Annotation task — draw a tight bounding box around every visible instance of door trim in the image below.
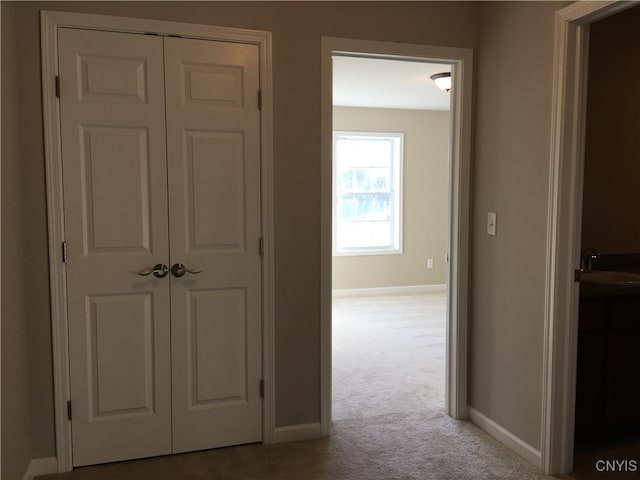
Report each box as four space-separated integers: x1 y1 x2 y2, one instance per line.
541 1 636 475
40 10 274 472
320 37 473 435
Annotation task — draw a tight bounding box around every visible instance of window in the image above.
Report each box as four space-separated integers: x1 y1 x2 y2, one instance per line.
333 132 403 255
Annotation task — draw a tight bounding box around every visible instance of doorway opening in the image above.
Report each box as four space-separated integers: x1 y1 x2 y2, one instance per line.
572 4 640 476
542 1 639 475
330 56 451 423
320 37 474 435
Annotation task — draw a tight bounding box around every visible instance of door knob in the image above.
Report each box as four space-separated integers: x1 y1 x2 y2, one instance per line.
136 263 169 278
171 263 202 278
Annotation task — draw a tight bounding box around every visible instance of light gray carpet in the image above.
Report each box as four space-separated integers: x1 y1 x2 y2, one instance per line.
41 293 625 479
41 410 555 479
332 293 446 420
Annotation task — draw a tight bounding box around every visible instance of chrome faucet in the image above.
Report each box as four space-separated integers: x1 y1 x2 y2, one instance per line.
580 247 600 273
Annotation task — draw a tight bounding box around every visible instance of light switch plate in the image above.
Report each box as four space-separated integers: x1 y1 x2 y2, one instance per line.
487 212 497 236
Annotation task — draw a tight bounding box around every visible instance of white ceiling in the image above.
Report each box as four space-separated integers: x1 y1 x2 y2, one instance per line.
332 56 451 111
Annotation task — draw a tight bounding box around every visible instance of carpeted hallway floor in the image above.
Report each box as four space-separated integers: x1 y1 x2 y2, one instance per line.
41 409 555 479
39 293 635 479
332 293 446 421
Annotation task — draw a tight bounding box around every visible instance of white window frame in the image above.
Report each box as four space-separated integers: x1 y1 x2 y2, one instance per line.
332 131 404 256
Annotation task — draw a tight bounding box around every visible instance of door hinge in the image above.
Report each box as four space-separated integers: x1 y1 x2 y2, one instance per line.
259 237 264 257
55 76 60 98
62 241 68 263
258 90 262 111
445 253 449 263
259 379 264 398
67 400 72 421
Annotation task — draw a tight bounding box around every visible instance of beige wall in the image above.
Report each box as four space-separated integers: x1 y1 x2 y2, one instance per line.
332 107 449 290
470 1 564 450
1 2 35 478
581 5 640 254
5 1 480 461
4 0 584 468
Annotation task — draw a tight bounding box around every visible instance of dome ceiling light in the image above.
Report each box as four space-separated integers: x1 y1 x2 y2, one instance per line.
430 72 451 92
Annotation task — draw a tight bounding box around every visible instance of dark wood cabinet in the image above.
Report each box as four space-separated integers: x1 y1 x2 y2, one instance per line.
575 292 640 443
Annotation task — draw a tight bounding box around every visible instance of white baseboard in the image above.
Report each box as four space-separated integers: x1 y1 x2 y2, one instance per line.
23 457 58 480
332 284 446 298
468 407 541 468
273 422 322 444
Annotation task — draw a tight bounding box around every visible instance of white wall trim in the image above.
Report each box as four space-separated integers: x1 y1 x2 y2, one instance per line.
22 457 59 480
272 423 323 444
332 284 446 298
40 10 274 471
469 408 541 469
541 1 636 475
321 37 473 437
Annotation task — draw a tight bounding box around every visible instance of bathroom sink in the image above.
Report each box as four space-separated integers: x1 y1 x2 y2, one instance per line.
578 270 640 286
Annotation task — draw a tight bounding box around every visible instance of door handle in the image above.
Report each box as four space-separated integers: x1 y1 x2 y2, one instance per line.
171 263 202 278
137 263 169 278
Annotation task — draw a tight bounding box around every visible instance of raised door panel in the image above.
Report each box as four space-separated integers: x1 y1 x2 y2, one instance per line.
183 63 244 108
81 126 153 253
58 28 171 466
164 36 262 453
78 56 147 103
88 293 156 417
185 130 246 250
188 289 248 407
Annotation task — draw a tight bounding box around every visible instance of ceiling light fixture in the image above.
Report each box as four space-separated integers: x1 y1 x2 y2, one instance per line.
430 72 451 92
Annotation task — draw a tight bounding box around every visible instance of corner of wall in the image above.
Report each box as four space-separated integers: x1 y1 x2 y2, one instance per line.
21 458 59 480
468 407 542 469
2 2 36 479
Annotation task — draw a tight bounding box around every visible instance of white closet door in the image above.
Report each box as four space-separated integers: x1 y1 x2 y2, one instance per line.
163 37 263 453
58 28 172 466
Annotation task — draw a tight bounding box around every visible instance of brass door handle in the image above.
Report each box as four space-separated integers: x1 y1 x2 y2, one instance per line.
171 263 201 278
136 263 169 278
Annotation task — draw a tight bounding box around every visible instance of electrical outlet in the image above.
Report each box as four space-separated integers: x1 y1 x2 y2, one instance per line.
427 259 433 269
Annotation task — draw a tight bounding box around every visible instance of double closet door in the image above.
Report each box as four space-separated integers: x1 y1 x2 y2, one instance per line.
58 28 263 467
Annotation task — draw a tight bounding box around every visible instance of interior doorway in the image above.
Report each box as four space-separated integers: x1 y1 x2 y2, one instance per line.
57 28 263 466
572 4 640 476
320 37 474 435
41 11 275 472
330 56 452 422
542 1 639 475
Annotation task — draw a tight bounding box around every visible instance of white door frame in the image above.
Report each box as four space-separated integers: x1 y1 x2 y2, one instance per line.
40 10 274 472
540 1 636 475
320 37 473 433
